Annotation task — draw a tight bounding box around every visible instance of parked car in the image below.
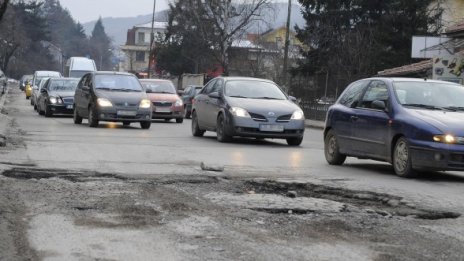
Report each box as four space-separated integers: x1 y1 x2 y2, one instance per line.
73 72 152 129
19 75 33 91
139 79 184 123
324 77 464 178
31 78 50 109
36 78 80 117
30 70 62 102
191 77 305 145
181 85 203 119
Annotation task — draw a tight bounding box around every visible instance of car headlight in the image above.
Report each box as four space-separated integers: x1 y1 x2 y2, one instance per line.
230 107 251 118
291 110 305 120
139 99 151 109
97 98 113 107
433 134 459 144
49 97 57 104
174 99 183 107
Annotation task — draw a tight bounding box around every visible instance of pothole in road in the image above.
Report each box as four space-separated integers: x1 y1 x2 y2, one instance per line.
237 180 461 220
2 168 127 182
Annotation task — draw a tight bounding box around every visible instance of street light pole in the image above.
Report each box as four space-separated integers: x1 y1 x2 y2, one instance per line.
282 0 292 91
148 0 157 78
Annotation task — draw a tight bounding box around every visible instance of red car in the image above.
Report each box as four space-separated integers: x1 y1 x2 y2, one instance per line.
139 79 184 123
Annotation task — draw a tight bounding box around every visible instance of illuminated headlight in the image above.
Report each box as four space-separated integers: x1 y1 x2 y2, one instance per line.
97 98 113 107
49 97 57 104
230 107 250 118
139 99 151 109
291 110 305 120
433 134 460 144
174 99 183 107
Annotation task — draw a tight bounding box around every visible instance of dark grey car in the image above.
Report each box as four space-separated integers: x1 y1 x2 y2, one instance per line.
191 77 305 145
181 85 203 118
73 72 152 129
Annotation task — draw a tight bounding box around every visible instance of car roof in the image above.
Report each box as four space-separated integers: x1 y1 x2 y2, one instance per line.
217 76 277 84
139 79 171 82
48 77 79 81
93 71 134 76
363 77 462 85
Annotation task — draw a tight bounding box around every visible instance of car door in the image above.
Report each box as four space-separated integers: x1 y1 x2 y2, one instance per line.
194 79 216 128
75 74 91 116
37 79 50 112
351 80 391 159
331 80 368 155
205 79 224 128
182 86 191 104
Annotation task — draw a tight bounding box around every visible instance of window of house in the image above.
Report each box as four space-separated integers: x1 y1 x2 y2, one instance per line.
138 32 145 44
136 51 145 62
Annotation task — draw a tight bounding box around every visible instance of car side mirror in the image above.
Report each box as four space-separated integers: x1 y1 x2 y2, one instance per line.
177 90 184 95
145 88 152 93
372 100 386 111
289 96 297 102
208 92 220 99
40 88 47 94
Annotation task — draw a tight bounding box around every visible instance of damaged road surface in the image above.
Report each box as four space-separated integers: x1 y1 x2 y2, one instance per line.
2 87 464 260
1 168 464 261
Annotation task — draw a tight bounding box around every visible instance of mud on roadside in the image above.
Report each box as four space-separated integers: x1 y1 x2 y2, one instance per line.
0 167 463 260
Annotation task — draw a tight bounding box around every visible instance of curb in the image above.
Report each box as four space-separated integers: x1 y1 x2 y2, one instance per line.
0 84 10 146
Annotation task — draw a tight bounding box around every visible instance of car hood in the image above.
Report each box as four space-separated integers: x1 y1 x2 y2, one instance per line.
147 93 179 102
411 109 464 134
227 97 301 116
95 90 147 103
49 91 75 98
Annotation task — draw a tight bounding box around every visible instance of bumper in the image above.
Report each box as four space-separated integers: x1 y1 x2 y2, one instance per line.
48 104 74 114
97 108 152 122
225 113 305 139
410 140 464 171
152 106 184 119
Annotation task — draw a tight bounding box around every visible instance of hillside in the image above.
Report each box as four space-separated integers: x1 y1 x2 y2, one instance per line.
83 3 305 46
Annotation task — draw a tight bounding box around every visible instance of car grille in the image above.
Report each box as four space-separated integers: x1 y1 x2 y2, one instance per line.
153 102 172 107
114 103 138 108
249 112 267 122
62 98 74 104
276 114 292 122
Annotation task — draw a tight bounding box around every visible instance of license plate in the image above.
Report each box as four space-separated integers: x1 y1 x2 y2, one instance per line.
66 105 73 109
156 107 171 113
259 124 284 132
117 110 137 116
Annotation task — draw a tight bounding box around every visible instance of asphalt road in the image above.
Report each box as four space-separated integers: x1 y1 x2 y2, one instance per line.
1 86 464 260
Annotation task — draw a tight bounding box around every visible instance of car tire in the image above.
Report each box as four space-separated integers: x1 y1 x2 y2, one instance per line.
123 121 131 126
88 104 99 128
324 129 346 165
164 118 171 122
30 98 34 105
287 136 303 146
176 118 183 123
34 104 37 111
184 106 191 119
393 137 416 178
44 105 53 117
26 96 29 100
191 111 205 137
140 121 151 129
38 108 45 116
73 107 82 124
216 113 231 142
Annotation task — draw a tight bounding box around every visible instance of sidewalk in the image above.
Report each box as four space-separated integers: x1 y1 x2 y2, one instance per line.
305 119 325 129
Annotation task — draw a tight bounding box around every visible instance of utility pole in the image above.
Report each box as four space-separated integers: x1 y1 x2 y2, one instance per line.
148 0 157 78
282 0 291 91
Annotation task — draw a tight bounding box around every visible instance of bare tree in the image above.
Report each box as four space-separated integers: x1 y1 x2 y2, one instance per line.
0 0 9 22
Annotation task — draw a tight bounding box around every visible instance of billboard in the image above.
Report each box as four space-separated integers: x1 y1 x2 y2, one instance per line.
411 36 452 59
432 55 464 84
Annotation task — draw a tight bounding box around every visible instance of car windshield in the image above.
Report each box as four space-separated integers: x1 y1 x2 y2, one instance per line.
224 80 287 100
140 81 176 94
393 81 464 110
49 79 79 91
94 75 142 92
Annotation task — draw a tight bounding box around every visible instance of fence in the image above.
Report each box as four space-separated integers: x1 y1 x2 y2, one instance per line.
300 101 332 121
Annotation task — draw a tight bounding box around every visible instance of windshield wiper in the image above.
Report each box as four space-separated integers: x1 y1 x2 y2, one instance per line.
254 97 281 100
96 87 112 91
113 88 140 92
154 91 174 94
229 95 248 98
442 106 464 111
402 104 447 111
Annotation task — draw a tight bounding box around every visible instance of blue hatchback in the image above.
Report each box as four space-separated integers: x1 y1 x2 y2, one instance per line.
324 77 464 178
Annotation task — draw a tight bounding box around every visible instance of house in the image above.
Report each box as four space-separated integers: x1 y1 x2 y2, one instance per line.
120 21 167 75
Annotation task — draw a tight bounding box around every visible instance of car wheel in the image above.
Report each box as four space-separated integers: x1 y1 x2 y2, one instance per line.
191 111 205 137
216 113 231 142
176 118 183 123
33 104 37 111
184 106 191 119
73 107 82 124
44 105 53 117
324 130 346 165
26 96 29 100
38 108 45 115
140 121 151 129
88 104 99 127
164 118 171 122
30 98 34 105
287 136 303 146
123 121 131 126
393 137 416 178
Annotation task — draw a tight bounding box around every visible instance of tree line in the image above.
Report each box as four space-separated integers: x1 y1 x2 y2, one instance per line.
0 0 112 79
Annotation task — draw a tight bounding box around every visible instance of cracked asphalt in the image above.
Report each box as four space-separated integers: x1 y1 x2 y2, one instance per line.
1 86 464 260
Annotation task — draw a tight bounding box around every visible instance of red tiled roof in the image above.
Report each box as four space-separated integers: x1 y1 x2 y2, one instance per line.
377 59 432 76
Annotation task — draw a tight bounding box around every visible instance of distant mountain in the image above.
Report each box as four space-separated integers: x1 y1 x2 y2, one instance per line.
83 3 305 46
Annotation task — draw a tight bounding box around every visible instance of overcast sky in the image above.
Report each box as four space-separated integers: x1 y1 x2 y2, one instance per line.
59 0 171 23
59 0 291 23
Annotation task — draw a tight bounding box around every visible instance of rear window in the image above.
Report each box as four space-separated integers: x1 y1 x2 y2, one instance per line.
140 81 176 94
94 75 143 92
